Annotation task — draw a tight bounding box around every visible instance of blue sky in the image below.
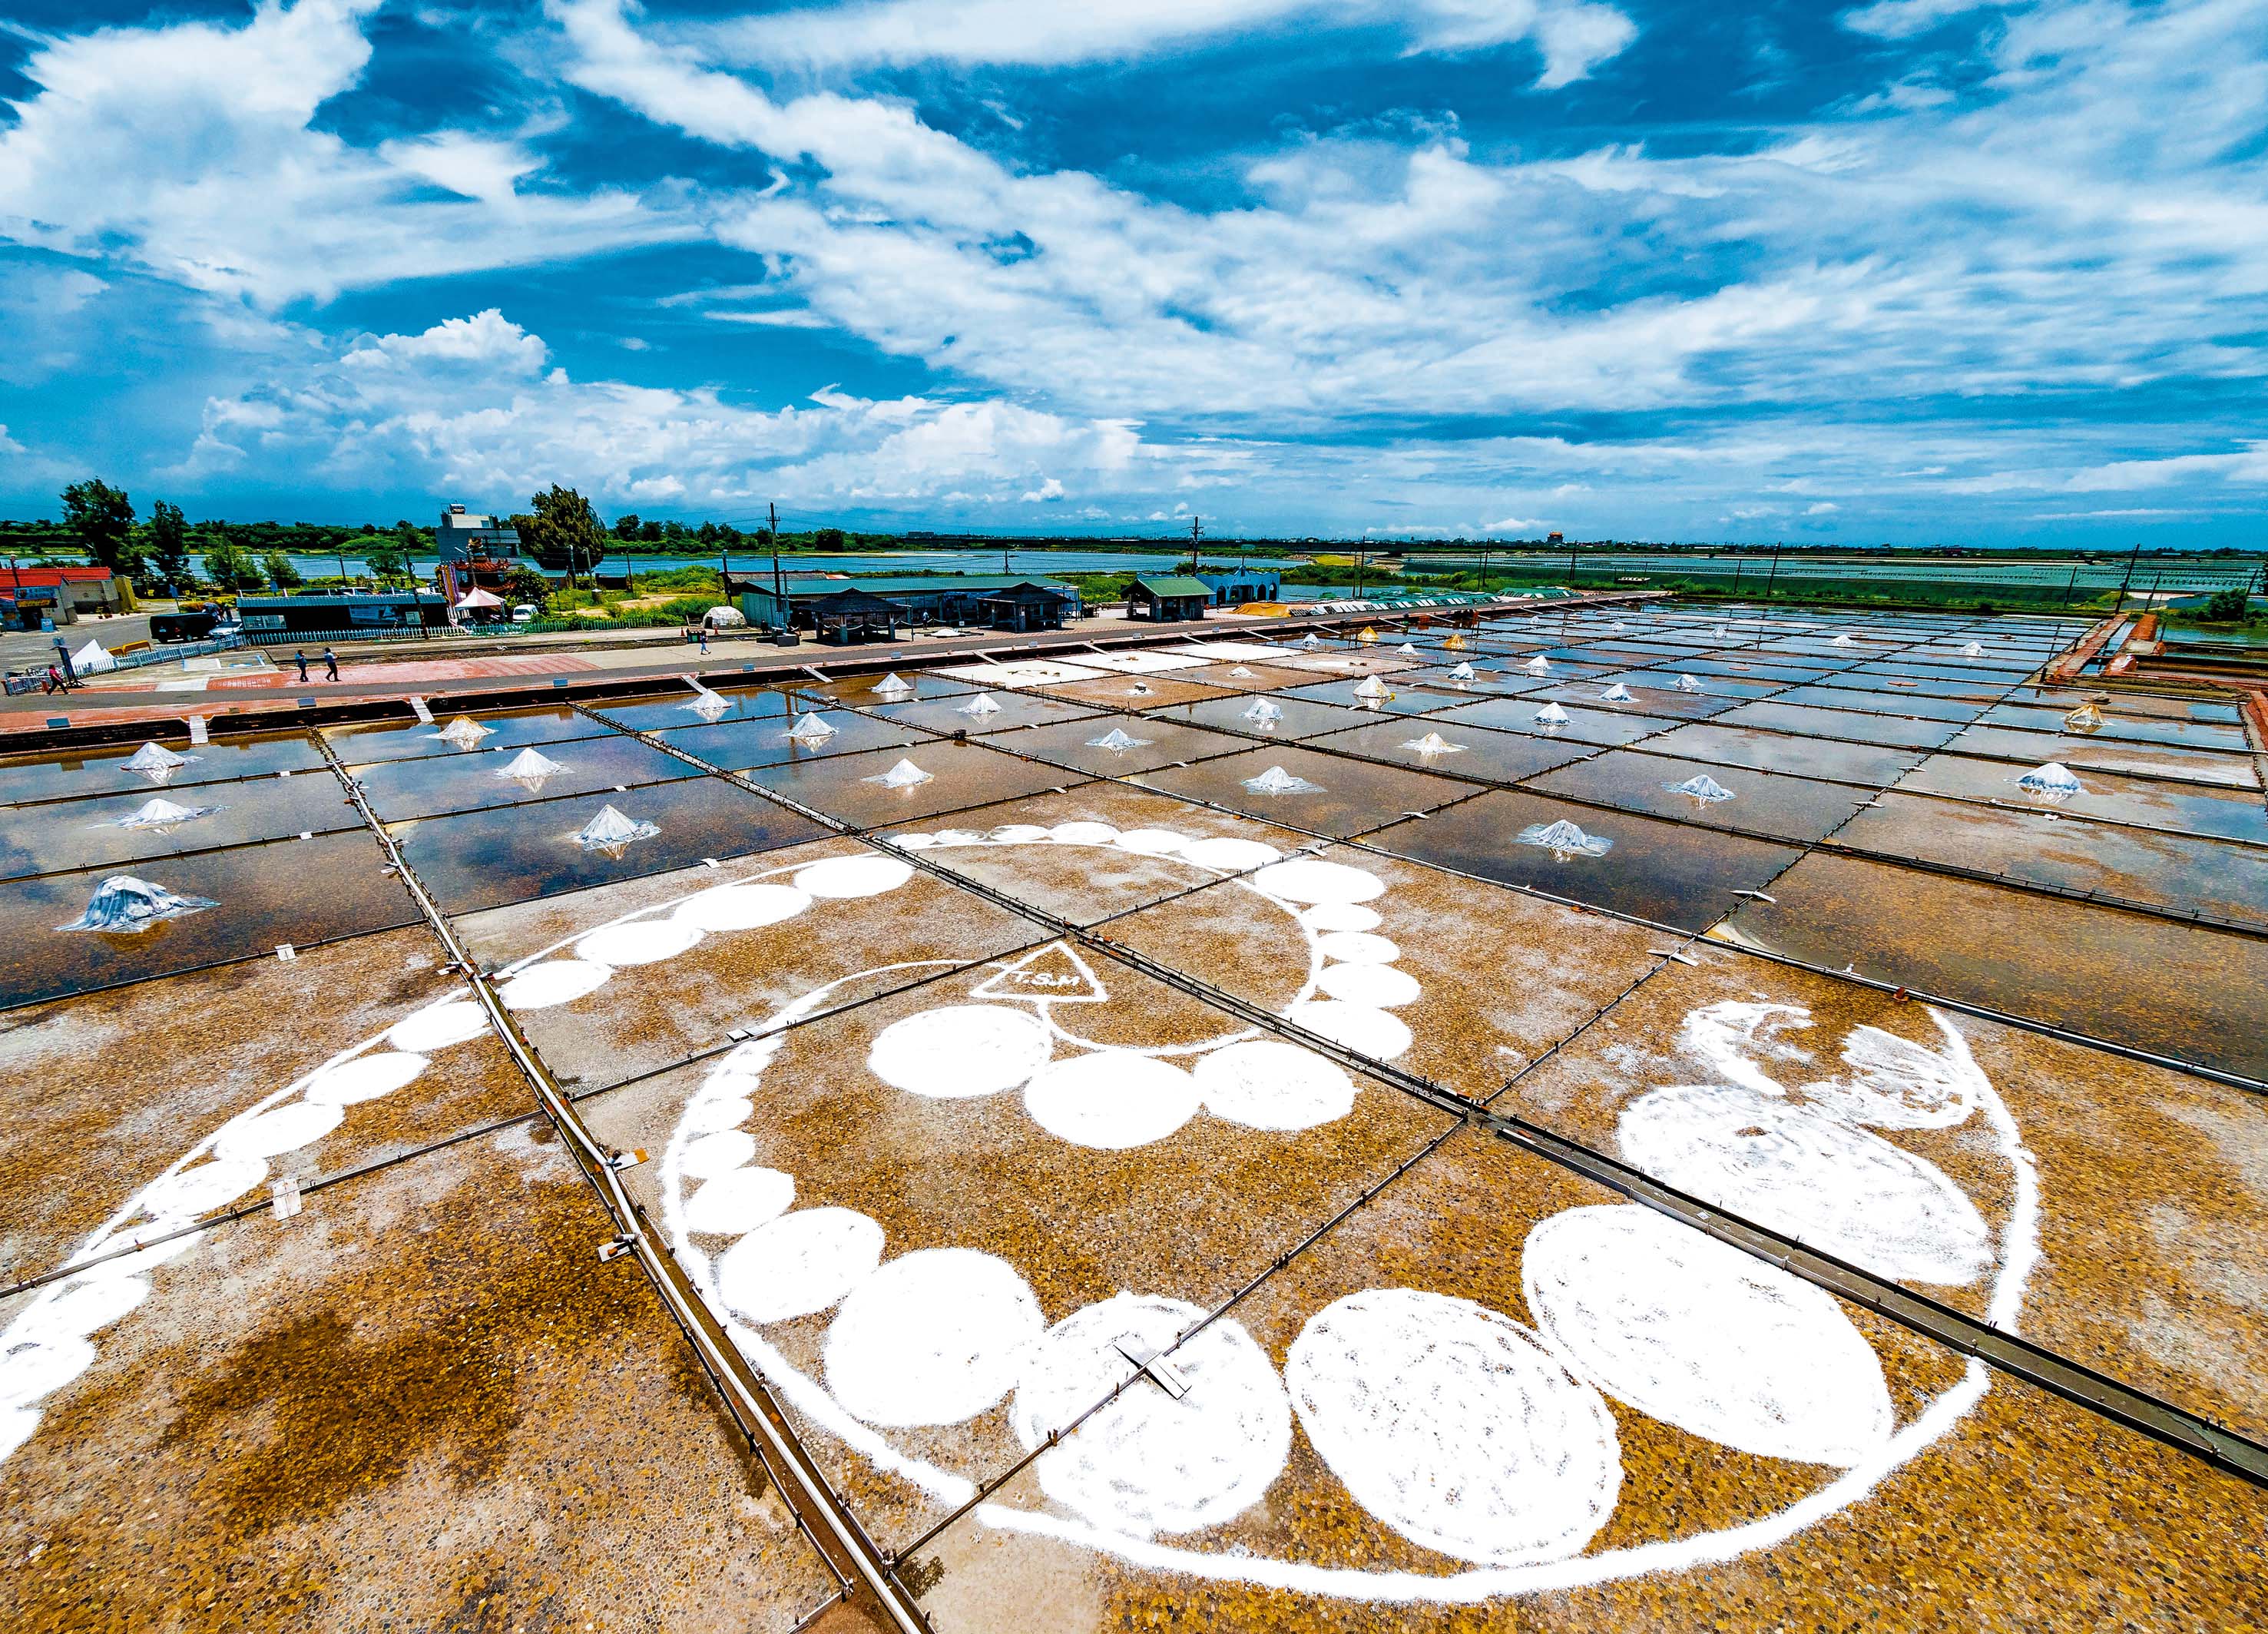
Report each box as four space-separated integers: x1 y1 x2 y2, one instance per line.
1 0 2263 543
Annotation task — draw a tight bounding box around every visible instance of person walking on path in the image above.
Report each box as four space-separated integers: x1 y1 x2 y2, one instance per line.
322 647 339 681
43 664 65 694
698 625 710 655
293 648 309 683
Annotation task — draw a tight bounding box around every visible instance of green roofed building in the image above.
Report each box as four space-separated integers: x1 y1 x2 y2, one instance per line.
1127 575 1211 622
733 573 1082 637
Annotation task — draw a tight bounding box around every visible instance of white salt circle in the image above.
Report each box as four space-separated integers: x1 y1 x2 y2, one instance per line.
1301 902 1381 933
1814 1024 1981 1131
1049 822 1120 845
674 882 811 932
214 1102 343 1162
988 824 1051 843
1023 1052 1200 1149
1288 1000 1412 1061
575 920 704 967
684 1096 753 1134
141 1155 268 1218
1251 860 1385 905
0 1336 96 1411
1011 1293 1290 1538
684 1166 795 1235
303 1052 428 1105
1316 962 1421 1008
795 855 914 898
869 1006 1053 1099
18 1276 149 1342
715 1208 886 1323
931 828 985 847
680 1129 757 1179
1522 1205 1893 1467
387 999 488 1052
1286 1288 1621 1566
895 833 939 850
1114 828 1188 855
1194 1042 1356 1131
825 1248 1045 1427
1316 931 1399 964
1617 1085 1992 1285
498 960 611 1010
1179 837 1283 872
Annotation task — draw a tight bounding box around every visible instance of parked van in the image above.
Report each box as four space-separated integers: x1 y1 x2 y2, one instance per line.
511 604 538 624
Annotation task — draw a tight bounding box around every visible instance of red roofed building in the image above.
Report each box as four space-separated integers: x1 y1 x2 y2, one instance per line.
0 565 134 628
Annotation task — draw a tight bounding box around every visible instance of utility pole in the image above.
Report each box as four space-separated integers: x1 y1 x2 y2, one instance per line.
1356 539 1367 600
1763 539 1782 603
770 502 784 605
2061 558 2080 612
1189 515 1202 575
2113 539 2142 615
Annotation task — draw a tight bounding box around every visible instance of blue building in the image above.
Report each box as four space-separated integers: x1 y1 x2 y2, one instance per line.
1195 566 1280 607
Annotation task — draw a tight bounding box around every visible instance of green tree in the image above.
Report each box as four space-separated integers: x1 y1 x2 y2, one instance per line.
813 526 848 551
147 500 191 586
202 541 257 592
261 550 303 588
517 484 608 585
61 479 140 574
502 565 552 608
363 542 409 585
2203 588 2251 623
613 512 641 540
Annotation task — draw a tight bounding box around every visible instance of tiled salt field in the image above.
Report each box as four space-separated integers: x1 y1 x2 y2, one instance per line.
5 598 2265 1632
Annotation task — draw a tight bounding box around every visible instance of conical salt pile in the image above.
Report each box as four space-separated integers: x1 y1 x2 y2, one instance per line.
497 747 568 789
1962 641 1984 658
1711 625 1729 641
1667 774 1735 805
1088 728 1147 751
1832 632 1855 648
957 693 1003 716
1674 674 1705 693
1300 633 1321 649
1398 642 1419 655
2015 762 2083 801
1607 621 1627 635
684 688 732 718
2063 702 2103 733
867 758 934 788
1353 675 1392 700
1126 681 1152 696
1243 764 1321 794
1442 632 1467 650
55 874 217 933
1599 683 1635 703
122 742 194 783
1401 731 1462 757
433 716 492 748
1516 819 1612 860
1243 701 1283 724
1536 701 1571 727
786 712 838 742
1524 655 1551 674
574 804 658 853
1449 662 1476 681
873 672 913 698
1356 626 1379 643
1230 665 1255 677
113 797 215 833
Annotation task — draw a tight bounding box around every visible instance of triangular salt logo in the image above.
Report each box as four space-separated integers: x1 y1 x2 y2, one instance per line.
970 941 1110 1004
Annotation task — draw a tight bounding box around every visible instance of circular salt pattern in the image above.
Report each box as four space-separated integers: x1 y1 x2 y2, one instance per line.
140 1156 268 1218
1316 962 1421 1008
1049 821 1119 845
895 833 939 850
680 1129 757 1179
1194 1042 1356 1131
1286 1288 1621 1566
1180 836 1283 872
683 1166 795 1235
303 1052 427 1106
214 1102 343 1162
795 855 914 899
1250 860 1385 905
575 920 704 966
824 1248 1045 1427
1011 1293 1290 1537
17 1276 148 1342
673 882 811 932
1523 1205 1893 1467
1023 1052 1201 1149
715 1208 885 1323
386 999 488 1052
868 1006 1053 1099
1301 902 1381 933
1316 931 1398 964
1288 999 1412 1061
1811 1024 1981 1131
0 1336 97 1411
498 960 611 1010
1617 1085 1992 1285
1114 828 1188 855
988 824 1051 844
684 1096 753 1134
